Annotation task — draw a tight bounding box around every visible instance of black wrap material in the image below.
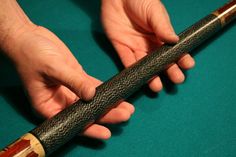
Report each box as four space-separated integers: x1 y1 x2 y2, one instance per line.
31 14 222 155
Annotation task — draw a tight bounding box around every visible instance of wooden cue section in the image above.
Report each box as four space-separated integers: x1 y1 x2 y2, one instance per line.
212 0 236 26
0 1 235 157
0 133 45 157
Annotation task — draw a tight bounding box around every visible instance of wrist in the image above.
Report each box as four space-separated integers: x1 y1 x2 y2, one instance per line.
0 0 36 57
0 22 36 54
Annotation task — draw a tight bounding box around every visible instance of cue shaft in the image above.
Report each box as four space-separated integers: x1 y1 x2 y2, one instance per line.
1 1 236 156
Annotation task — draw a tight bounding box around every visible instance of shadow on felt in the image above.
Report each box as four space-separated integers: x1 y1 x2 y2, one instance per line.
0 0 234 155
44 4 236 157
65 5 236 153
0 53 38 124
51 122 129 157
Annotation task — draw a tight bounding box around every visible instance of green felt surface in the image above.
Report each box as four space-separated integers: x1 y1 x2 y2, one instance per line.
0 0 236 156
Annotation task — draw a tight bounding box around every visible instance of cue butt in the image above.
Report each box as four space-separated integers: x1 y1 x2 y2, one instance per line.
0 1 235 157
0 133 45 157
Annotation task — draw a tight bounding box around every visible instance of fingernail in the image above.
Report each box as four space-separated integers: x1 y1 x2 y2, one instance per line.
170 33 179 42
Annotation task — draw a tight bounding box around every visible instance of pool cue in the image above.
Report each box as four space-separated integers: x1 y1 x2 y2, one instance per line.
1 1 235 157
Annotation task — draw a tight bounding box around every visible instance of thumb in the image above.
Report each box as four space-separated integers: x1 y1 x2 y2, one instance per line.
50 65 96 101
147 1 179 43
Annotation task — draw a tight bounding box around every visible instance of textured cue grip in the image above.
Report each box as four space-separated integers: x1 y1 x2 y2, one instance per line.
31 14 222 155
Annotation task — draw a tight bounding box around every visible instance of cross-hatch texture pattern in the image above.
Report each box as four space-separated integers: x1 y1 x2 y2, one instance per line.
31 14 221 155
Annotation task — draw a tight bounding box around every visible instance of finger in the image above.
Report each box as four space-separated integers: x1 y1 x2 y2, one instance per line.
178 54 195 69
134 50 147 60
82 124 111 140
112 42 137 68
98 108 131 124
166 64 185 84
86 75 103 86
62 86 79 107
34 85 79 118
49 64 96 101
35 103 62 119
148 1 179 43
148 76 163 92
116 102 135 114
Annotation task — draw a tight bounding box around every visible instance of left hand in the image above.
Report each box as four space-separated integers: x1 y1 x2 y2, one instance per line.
2 24 134 140
101 0 195 92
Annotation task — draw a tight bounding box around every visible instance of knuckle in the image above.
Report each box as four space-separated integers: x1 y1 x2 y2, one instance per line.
42 61 57 77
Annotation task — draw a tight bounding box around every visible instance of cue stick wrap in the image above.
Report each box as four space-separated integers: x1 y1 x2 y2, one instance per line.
33 13 223 155
0 1 235 156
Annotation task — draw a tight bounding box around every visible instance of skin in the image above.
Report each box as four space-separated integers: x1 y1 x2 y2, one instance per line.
0 0 194 140
102 0 195 92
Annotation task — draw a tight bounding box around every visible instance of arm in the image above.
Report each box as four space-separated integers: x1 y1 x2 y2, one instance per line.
0 0 134 139
0 0 34 53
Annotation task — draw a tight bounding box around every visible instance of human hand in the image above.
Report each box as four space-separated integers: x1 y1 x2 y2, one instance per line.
2 25 134 140
101 0 195 92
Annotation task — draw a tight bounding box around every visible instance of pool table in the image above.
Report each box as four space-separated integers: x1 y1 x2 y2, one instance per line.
0 0 235 156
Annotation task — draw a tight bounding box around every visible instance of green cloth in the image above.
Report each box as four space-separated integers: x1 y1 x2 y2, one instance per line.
0 0 235 156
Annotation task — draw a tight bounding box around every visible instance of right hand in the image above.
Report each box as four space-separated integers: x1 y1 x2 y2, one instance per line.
102 0 195 92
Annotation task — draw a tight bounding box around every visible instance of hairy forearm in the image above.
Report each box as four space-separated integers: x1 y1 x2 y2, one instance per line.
0 0 34 52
